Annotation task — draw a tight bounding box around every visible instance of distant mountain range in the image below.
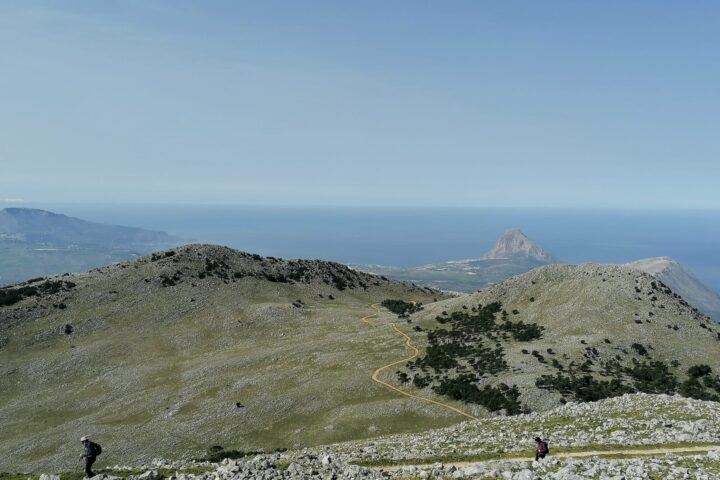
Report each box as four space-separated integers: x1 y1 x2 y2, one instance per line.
0 208 181 285
2 209 718 322
0 208 176 246
357 228 720 322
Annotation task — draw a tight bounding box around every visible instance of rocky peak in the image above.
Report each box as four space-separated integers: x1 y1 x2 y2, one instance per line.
625 256 675 273
481 228 556 262
627 256 720 322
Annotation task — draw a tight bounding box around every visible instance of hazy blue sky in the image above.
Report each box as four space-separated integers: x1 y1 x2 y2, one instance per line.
1 1 719 207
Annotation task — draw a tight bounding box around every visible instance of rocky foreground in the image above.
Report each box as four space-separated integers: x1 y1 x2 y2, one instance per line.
32 394 720 479
327 393 720 462
72 450 720 480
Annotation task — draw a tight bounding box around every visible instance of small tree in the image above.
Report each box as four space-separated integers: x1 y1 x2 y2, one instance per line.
688 364 713 378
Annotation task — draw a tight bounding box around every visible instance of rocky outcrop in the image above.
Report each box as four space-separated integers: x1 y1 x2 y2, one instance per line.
627 256 720 322
481 229 557 263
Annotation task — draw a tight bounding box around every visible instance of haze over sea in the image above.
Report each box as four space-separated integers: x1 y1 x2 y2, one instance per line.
26 204 720 294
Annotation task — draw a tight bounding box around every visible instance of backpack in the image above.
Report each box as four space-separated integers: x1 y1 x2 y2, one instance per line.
538 441 549 454
92 442 102 456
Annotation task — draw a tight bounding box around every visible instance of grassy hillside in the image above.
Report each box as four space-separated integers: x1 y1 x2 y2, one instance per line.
390 264 720 414
5 253 720 472
0 245 452 471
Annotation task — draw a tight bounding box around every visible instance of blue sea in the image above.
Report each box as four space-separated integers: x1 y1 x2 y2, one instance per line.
28 204 720 294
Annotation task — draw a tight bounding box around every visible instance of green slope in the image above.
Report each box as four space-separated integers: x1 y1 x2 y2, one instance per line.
0 245 455 471
395 264 720 414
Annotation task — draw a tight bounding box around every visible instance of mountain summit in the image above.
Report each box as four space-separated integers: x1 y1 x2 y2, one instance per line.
481 228 556 263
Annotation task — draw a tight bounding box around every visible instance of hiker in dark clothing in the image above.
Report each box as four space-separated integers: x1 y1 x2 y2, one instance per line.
79 436 99 478
535 436 549 461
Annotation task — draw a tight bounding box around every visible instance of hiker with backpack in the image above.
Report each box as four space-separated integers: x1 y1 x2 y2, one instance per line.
534 437 549 461
79 436 102 478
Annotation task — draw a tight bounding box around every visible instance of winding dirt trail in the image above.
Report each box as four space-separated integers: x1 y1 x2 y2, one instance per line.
380 444 720 471
363 303 478 421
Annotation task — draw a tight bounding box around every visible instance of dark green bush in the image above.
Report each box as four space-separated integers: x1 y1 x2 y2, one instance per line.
631 343 648 356
627 361 677 394
500 320 544 341
412 375 430 388
679 378 720 401
433 376 524 414
536 373 633 402
381 299 423 316
688 364 712 378
0 290 24 306
0 282 66 307
703 375 720 392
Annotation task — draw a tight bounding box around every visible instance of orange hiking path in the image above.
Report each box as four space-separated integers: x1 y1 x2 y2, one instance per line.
362 303 478 421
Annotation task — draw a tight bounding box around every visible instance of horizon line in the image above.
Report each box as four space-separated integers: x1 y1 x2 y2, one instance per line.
3 202 720 212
